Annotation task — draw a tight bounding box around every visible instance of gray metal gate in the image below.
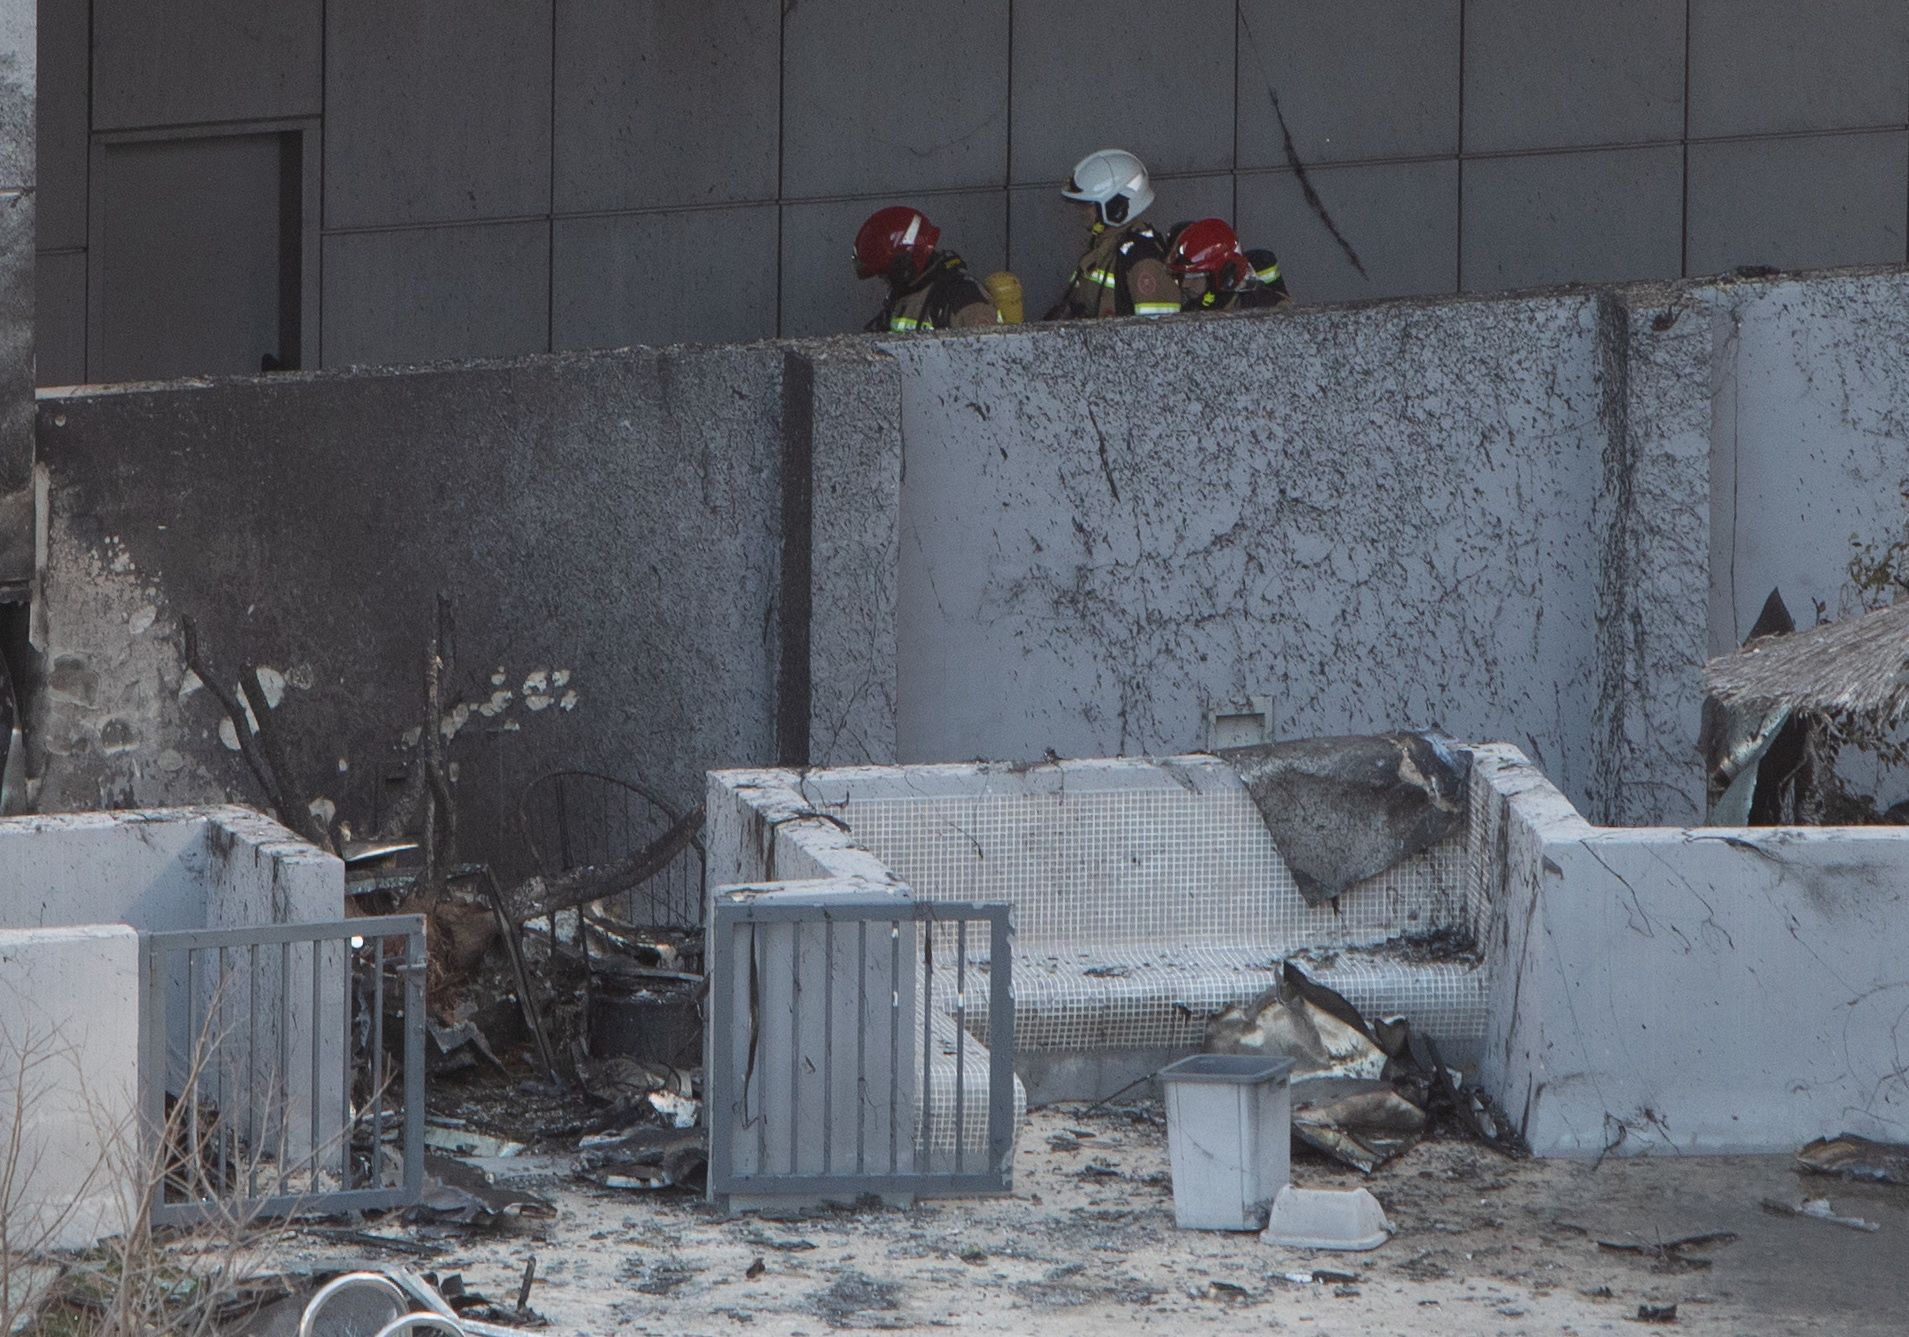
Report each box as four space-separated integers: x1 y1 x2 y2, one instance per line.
139 915 425 1225
707 894 1014 1205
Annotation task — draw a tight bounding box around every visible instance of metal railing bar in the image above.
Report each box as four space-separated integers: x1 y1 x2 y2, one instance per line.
187 947 202 1203
855 918 867 1175
401 925 426 1201
888 922 900 1175
277 938 291 1197
215 945 229 1194
339 933 353 1187
143 915 424 951
821 916 834 1176
918 916 933 1175
371 934 386 1191
787 920 801 1176
954 917 966 1175
309 938 323 1176
247 942 260 1199
987 908 1015 1173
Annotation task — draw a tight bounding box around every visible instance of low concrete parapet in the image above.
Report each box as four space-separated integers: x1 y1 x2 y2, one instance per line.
1478 748 1909 1156
0 924 139 1250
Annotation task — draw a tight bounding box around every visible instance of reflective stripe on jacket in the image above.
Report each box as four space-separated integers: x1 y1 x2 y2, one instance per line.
1051 221 1182 320
868 252 1001 333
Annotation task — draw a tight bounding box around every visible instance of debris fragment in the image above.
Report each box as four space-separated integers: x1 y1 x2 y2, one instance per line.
407 1152 557 1228
1596 1230 1738 1270
1797 1133 1909 1186
1635 1301 1680 1323
1219 732 1471 904
1291 1079 1427 1173
575 1125 706 1190
1207 961 1517 1170
1760 1197 1882 1232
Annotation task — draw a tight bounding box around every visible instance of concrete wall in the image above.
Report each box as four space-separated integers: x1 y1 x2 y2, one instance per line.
881 291 1710 822
1476 747 1909 1157
28 267 1909 849
0 807 343 1243
0 805 337 932
1706 272 1909 652
0 923 139 1250
0 0 31 585
32 346 797 880
32 1 1909 382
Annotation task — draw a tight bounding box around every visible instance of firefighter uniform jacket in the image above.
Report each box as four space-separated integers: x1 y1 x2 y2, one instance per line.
867 252 1001 333
1049 221 1182 320
1188 249 1292 313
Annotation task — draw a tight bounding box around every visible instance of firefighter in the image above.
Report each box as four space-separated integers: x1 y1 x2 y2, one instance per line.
853 206 1000 333
1046 149 1182 320
1165 218 1291 312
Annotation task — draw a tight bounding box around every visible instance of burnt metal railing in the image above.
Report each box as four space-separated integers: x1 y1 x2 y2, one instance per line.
707 894 1014 1204
138 915 425 1225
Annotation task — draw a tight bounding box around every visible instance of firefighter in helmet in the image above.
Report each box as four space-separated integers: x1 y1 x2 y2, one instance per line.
1165 218 1291 313
853 206 1000 333
1047 149 1181 320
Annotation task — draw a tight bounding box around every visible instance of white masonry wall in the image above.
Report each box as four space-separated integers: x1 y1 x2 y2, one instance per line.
1478 748 1909 1156
0 807 344 1246
0 925 139 1250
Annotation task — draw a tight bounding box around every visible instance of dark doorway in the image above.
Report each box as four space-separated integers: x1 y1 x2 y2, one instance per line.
89 129 307 381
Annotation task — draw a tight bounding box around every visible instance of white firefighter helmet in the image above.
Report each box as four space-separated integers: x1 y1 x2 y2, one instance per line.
1062 149 1154 226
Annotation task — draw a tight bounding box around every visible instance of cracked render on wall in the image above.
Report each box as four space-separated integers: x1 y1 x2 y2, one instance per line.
883 292 1715 822
29 269 1909 844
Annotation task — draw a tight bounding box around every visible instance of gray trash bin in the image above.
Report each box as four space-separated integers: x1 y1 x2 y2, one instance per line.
1157 1053 1295 1230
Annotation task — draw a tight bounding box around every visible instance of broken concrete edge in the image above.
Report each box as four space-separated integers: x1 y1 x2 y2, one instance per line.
0 806 343 928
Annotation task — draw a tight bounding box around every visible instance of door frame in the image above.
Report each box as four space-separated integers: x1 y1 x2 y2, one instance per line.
85 117 320 382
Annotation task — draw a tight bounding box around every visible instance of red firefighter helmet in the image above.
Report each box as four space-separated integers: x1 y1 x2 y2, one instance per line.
853 206 940 282
1167 217 1252 292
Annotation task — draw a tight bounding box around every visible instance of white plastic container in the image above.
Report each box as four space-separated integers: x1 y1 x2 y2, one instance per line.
1262 1184 1393 1250
1157 1053 1296 1230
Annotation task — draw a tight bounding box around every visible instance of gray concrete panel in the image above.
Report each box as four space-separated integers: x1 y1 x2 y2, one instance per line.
1595 291 1714 827
90 134 287 383
783 0 1009 198
36 249 84 387
1702 273 1909 657
1010 0 1235 186
1012 174 1232 321
553 207 779 351
92 1 321 131
1463 0 1685 153
324 1 552 229
34 340 788 880
1236 0 1460 167
0 0 30 190
882 294 1617 808
321 221 551 369
1461 147 1683 292
553 0 779 213
0 191 29 495
1237 160 1458 306
36 0 85 249
1690 0 1909 138
800 343 904 767
1687 132 1909 277
781 191 1007 339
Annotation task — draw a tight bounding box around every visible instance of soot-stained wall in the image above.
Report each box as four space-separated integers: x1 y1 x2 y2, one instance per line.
32 345 790 877
27 268 1909 848
881 291 1712 822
